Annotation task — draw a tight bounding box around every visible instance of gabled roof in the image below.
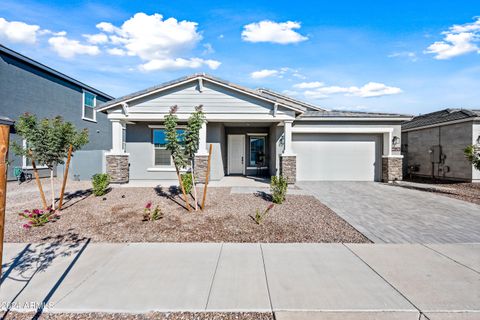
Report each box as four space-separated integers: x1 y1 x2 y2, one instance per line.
0 45 113 100
96 73 312 113
257 88 325 111
298 110 412 120
402 108 480 130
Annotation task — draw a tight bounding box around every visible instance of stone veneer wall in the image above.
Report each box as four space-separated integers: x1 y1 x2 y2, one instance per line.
280 155 296 184
106 154 129 183
194 155 209 183
382 156 403 182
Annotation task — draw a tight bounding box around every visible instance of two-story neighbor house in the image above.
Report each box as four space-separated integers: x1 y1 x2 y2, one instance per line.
0 45 113 181
96 74 411 184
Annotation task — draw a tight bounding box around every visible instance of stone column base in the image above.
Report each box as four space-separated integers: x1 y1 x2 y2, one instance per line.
194 155 209 183
280 155 296 184
382 156 403 182
106 154 129 183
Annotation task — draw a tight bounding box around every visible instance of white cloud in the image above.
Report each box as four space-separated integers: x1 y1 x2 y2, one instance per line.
96 12 220 71
250 69 279 79
242 20 308 44
298 81 402 99
293 81 324 89
0 17 40 44
425 17 480 60
48 36 100 58
107 47 127 56
139 58 220 71
83 33 109 44
202 43 214 55
388 51 417 62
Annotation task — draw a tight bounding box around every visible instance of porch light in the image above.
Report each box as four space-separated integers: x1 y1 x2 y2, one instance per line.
392 135 400 147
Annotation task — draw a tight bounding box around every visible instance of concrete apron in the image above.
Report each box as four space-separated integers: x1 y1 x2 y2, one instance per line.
0 243 478 320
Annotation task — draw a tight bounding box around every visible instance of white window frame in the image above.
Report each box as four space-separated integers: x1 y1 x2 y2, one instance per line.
22 140 47 169
151 126 186 168
82 90 97 122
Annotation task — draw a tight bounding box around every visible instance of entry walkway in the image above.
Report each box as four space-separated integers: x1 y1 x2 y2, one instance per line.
1 242 479 319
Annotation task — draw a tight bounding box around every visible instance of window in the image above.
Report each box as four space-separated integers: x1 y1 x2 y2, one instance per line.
153 129 185 166
22 140 47 169
249 136 266 166
83 91 96 121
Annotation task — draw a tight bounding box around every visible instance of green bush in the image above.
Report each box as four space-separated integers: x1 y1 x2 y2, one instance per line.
181 172 193 194
92 173 110 196
270 175 288 204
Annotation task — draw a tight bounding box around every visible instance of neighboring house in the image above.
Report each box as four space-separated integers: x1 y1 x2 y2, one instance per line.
0 45 113 181
96 74 410 183
402 108 480 182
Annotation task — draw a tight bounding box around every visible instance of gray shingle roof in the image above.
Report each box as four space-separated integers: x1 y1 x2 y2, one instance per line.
299 110 411 119
0 116 14 126
402 108 480 130
1 45 113 100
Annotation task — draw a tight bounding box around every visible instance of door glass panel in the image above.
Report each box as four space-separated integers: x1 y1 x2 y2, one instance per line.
249 136 265 166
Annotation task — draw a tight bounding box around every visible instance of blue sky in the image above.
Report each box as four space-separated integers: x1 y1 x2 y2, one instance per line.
1 0 479 115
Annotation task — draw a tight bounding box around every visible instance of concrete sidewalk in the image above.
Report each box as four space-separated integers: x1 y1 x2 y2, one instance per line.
1 243 479 319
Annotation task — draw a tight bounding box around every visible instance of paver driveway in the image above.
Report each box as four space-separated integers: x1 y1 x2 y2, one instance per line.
297 181 480 243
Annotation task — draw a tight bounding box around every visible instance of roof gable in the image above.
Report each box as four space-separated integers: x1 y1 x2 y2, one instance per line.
96 74 306 113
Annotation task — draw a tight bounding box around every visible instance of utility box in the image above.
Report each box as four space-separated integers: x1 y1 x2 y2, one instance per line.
430 145 442 163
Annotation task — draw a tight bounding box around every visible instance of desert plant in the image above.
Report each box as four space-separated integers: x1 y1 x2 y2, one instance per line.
181 172 193 194
92 173 110 196
19 208 59 229
254 204 274 224
13 113 88 209
143 201 163 221
465 145 480 171
270 175 288 204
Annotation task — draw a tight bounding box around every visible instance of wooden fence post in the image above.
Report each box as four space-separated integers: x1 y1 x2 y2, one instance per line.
0 119 13 277
201 144 213 210
58 144 73 210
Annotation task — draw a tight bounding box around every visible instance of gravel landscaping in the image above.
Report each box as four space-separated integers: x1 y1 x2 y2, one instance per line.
403 177 480 205
5 179 369 243
2 312 274 320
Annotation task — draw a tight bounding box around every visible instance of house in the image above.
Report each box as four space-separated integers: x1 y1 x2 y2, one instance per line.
0 45 113 181
96 74 410 184
402 108 480 182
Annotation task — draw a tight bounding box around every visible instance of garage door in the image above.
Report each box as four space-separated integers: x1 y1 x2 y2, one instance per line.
293 133 381 181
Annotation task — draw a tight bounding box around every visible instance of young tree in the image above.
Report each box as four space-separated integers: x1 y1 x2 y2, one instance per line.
13 113 88 210
164 106 191 211
465 145 480 171
184 105 206 210
164 105 206 211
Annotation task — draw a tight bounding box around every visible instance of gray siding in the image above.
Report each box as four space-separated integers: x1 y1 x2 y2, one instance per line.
0 51 112 180
403 122 474 181
473 121 480 181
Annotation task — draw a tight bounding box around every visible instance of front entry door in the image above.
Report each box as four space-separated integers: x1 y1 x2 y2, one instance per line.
228 134 245 175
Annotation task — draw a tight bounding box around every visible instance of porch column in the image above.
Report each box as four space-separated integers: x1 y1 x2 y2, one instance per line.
106 119 129 183
110 120 125 154
280 120 296 184
194 121 209 183
196 121 208 156
283 120 294 155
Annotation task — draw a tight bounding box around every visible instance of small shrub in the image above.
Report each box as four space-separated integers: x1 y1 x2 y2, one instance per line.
181 172 193 194
143 201 163 221
254 204 274 224
19 208 59 229
92 173 110 196
270 175 288 204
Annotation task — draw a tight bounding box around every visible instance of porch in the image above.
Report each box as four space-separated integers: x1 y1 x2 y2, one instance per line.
106 119 296 184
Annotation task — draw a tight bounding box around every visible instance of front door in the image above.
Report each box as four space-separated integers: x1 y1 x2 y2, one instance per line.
228 134 245 175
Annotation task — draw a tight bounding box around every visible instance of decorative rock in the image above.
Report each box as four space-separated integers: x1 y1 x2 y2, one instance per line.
280 155 296 184
194 155 209 183
106 154 129 184
382 156 403 182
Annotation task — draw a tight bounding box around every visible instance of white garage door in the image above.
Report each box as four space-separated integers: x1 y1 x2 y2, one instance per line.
293 133 381 181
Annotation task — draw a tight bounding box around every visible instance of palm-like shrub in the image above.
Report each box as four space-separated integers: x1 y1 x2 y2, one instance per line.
271 175 288 204
92 173 110 196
